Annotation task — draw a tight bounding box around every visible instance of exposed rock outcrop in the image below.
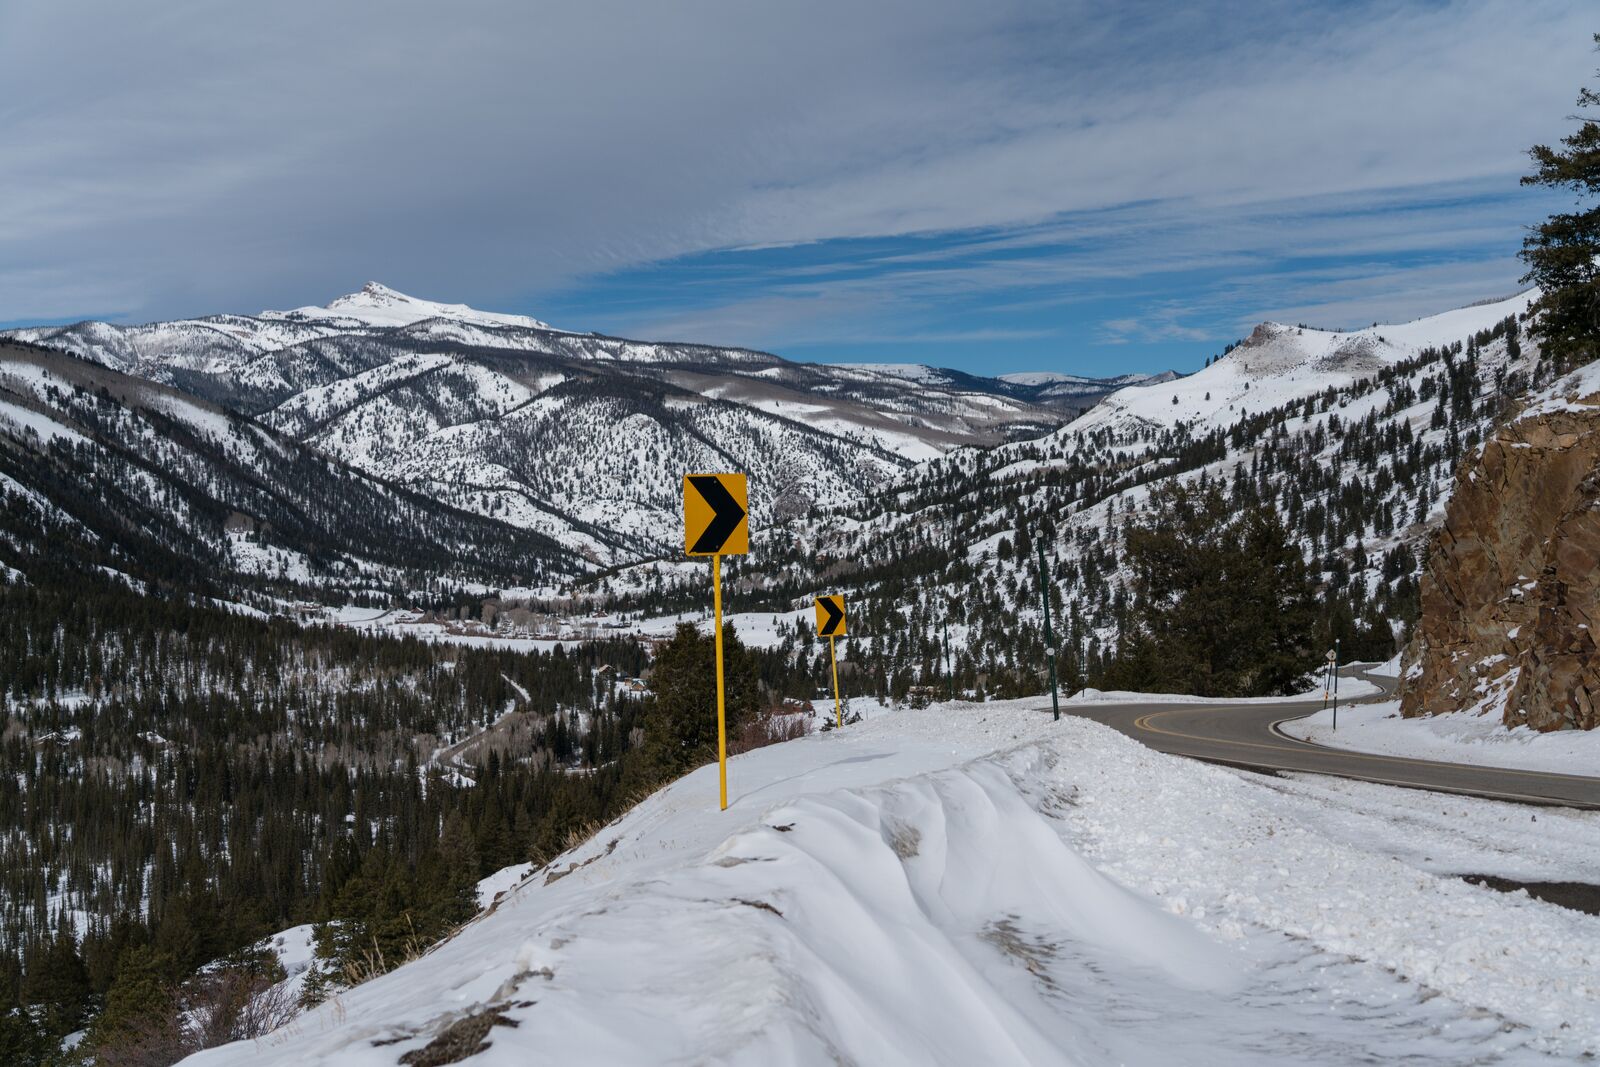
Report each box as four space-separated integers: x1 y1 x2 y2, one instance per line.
1401 364 1600 730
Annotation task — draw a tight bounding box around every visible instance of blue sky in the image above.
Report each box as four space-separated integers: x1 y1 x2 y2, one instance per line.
537 179 1560 375
0 0 1590 377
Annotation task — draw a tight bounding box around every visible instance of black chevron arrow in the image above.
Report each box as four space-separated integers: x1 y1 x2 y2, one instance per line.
688 475 746 554
817 596 844 637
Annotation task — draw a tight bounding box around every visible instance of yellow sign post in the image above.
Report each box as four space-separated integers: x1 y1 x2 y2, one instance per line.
815 595 847 728
684 473 749 810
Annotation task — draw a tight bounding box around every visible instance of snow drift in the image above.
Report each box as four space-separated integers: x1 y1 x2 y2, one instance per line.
187 700 1598 1066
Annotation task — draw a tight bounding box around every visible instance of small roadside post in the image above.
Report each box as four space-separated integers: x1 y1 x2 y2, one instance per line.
944 618 954 701
815 595 848 728
683 473 749 811
1037 541 1060 721
1331 638 1341 731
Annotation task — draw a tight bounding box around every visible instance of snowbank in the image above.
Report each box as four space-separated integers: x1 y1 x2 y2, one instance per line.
1066 675 1379 705
1522 356 1600 418
189 699 1599 1065
1366 652 1403 677
1282 699 1600 778
263 925 317 1006
475 863 536 911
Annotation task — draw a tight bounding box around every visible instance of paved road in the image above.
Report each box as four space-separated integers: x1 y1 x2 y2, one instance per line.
1065 670 1600 810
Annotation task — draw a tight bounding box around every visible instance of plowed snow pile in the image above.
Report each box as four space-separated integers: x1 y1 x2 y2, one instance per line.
188 700 1600 1066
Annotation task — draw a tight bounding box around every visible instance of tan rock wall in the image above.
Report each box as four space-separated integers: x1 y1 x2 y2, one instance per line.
1401 397 1600 730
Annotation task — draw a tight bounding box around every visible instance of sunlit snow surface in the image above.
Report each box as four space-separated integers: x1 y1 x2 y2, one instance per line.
190 700 1596 1066
1068 290 1537 437
1284 700 1600 778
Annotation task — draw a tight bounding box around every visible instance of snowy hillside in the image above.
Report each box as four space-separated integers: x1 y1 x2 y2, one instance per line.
584 287 1554 707
1073 291 1537 436
5 284 1151 565
270 281 558 331
0 339 570 596
187 700 1600 1064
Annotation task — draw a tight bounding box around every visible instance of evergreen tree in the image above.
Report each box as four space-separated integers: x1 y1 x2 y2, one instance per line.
1109 483 1318 697
20 932 92 1040
1521 33 1600 373
0 1005 53 1067
88 946 180 1063
642 622 758 778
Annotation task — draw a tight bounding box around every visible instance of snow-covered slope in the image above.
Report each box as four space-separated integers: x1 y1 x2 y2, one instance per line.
187 700 1600 1065
1284 698 1600 776
267 281 557 331
8 285 1148 566
634 287 1549 698
1073 291 1537 436
0 339 571 596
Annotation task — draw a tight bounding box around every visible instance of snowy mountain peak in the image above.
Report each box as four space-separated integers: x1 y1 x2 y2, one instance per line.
1001 370 1174 388
1066 289 1538 437
270 282 556 332
998 371 1098 386
327 280 414 309
1258 289 1537 351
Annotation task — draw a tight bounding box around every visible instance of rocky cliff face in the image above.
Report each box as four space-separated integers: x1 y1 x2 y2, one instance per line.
1401 364 1600 730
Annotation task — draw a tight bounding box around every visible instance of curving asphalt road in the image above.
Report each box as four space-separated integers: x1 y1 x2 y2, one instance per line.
1065 670 1600 810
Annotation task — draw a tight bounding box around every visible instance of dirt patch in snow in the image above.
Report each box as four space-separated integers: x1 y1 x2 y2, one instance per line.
1461 874 1600 917
395 1003 525 1066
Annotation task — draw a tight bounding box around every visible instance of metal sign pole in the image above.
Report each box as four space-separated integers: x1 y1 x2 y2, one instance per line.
830 633 842 728
944 618 953 700
1331 638 1340 732
713 554 728 810
814 595 848 727
1038 541 1059 721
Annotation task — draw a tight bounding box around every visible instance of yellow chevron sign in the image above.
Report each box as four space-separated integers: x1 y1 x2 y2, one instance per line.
815 594 847 637
682 473 748 557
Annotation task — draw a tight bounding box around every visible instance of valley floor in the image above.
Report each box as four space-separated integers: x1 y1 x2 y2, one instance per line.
194 699 1600 1066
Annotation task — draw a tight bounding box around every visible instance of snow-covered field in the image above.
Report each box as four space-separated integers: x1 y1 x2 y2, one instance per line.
188 697 1600 1066
633 607 808 649
1283 699 1600 778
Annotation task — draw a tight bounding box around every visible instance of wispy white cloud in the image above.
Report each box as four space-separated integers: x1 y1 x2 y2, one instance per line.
0 0 1588 356
606 176 1553 358
1097 315 1214 346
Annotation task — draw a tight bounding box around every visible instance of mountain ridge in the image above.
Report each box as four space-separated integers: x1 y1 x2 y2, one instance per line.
3 284 1164 565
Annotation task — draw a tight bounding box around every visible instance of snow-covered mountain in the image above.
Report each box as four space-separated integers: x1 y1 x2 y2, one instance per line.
1073 292 1537 436
1 283 1551 622
0 338 571 598
6 285 1155 566
272 281 558 331
996 368 1181 406
595 288 1551 698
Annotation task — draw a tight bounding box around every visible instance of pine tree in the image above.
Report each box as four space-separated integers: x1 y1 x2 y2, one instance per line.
1113 483 1318 697
642 622 758 778
1232 504 1320 694
88 946 180 1062
1521 33 1600 373
20 931 92 1039
0 1005 52 1067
